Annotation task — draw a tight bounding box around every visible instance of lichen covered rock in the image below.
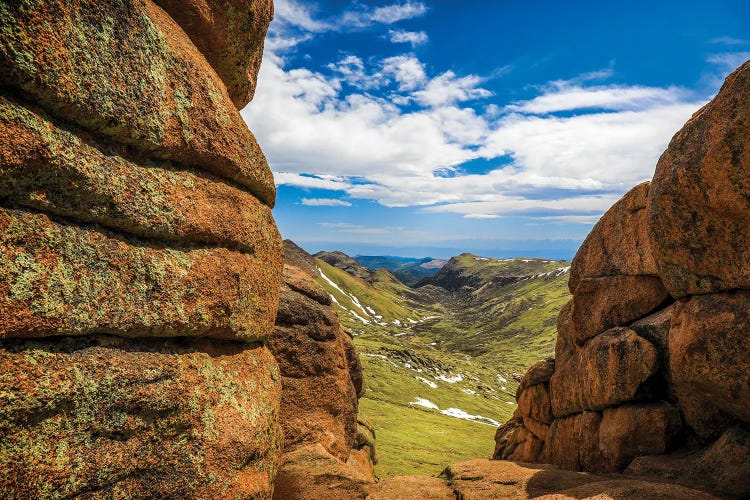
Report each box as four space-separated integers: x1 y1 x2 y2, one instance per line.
0 0 282 496
669 291 750 436
0 336 281 498
153 0 274 108
650 60 750 296
0 0 275 205
0 208 279 342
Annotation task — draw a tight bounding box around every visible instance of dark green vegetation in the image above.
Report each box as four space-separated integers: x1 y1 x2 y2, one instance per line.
308 247 571 477
353 255 448 286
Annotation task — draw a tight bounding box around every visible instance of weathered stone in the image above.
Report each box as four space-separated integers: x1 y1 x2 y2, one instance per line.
267 264 359 462
546 412 603 472
153 0 274 108
649 60 750 296
506 428 546 463
629 304 673 358
550 328 659 417
0 96 280 253
272 444 371 500
569 182 658 292
518 383 553 424
366 476 454 500
626 425 750 498
0 0 275 205
629 304 676 400
669 291 750 436
598 403 682 472
523 416 551 441
0 208 281 341
446 459 718 500
534 479 719 500
0 336 281 498
493 417 526 461
568 276 669 345
516 357 555 398
448 459 602 500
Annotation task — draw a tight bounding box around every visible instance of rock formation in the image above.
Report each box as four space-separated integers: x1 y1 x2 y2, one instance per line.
493 60 750 498
268 241 377 499
0 0 283 497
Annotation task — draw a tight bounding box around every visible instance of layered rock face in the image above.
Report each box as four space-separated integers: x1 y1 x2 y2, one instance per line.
268 242 377 500
0 1 283 497
494 60 750 498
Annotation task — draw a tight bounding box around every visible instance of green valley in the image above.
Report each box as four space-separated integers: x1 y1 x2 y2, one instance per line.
288 241 571 478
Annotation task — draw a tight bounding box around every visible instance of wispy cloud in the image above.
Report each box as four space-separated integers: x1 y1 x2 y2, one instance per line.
247 8 719 223
710 36 749 46
388 29 429 46
301 198 352 207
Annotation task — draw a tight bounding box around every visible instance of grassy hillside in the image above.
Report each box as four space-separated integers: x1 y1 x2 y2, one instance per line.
304 249 570 478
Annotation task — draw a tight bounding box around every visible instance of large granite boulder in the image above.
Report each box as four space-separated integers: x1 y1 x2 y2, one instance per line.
268 243 376 498
650 60 750 297
669 291 750 438
0 0 283 496
550 328 659 417
267 264 359 462
0 336 281 498
153 0 274 108
492 59 750 499
569 182 658 292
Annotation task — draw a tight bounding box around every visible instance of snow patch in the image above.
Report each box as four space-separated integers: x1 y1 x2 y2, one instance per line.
410 398 439 410
440 408 499 426
462 389 476 395
436 373 463 383
416 377 438 388
366 306 376 315
497 375 507 383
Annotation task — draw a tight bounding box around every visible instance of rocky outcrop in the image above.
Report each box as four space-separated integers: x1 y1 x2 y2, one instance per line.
493 59 750 498
0 1 282 497
268 242 376 499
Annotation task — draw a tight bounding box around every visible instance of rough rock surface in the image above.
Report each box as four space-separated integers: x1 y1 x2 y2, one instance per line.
443 459 717 500
550 328 659 417
567 276 668 344
626 425 750 498
650 60 750 297
669 291 750 437
0 336 281 498
493 59 750 498
268 243 376 499
153 0 274 108
569 182 658 292
0 0 283 497
0 0 275 205
268 263 359 462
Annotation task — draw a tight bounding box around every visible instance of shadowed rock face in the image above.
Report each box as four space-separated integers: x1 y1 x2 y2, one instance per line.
268 243 376 499
0 0 283 497
492 59 750 498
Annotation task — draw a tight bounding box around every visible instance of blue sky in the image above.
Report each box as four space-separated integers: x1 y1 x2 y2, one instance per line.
242 0 750 259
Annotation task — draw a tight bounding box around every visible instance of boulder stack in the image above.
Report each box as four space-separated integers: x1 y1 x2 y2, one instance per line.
0 1 283 497
268 242 377 499
493 60 750 498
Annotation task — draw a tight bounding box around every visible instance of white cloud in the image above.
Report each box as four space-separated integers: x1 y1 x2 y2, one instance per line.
710 36 749 46
413 71 492 107
382 55 427 91
301 198 352 206
508 84 689 114
707 51 750 73
246 30 708 221
388 29 428 46
368 1 428 24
